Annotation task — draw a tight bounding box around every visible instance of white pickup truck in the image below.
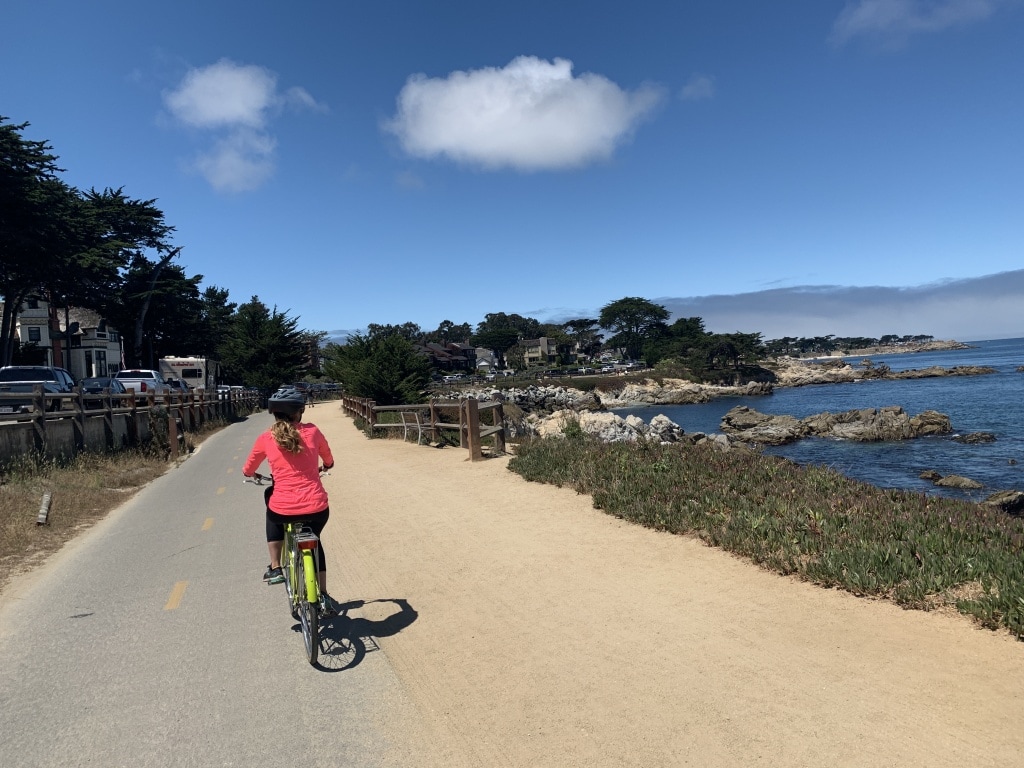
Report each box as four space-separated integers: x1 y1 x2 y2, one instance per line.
114 369 171 396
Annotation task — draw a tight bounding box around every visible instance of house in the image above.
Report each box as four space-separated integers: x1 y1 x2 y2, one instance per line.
3 296 123 379
414 341 477 372
60 307 123 378
474 347 498 372
521 337 559 368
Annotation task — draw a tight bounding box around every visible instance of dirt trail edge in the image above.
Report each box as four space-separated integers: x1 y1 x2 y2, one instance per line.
317 405 1023 768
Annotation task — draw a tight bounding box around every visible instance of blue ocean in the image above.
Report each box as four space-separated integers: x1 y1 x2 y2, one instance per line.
615 338 1024 500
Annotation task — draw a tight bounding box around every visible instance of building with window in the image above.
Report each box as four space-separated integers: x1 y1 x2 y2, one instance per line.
61 307 122 378
2 297 122 379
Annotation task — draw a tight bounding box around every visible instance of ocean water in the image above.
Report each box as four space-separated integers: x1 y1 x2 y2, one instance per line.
614 338 1024 500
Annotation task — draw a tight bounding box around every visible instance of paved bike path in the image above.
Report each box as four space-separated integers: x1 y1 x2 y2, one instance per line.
0 414 435 768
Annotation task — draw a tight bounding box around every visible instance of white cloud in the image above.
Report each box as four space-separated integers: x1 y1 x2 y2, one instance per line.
284 86 328 113
383 56 663 171
195 129 276 194
165 59 278 128
163 59 324 192
831 0 1002 46
680 74 715 101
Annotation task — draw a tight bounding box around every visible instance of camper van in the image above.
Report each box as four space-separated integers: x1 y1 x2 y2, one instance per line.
158 356 221 392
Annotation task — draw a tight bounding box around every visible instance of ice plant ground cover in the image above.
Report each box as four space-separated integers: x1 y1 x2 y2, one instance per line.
508 431 1024 639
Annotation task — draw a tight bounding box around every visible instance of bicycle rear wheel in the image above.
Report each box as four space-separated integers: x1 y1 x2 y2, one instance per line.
296 548 319 665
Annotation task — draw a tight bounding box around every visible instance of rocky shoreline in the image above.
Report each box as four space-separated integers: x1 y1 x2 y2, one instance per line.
440 341 1022 509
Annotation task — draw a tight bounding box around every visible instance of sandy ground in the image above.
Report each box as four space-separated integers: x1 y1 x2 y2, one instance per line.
311 404 1024 767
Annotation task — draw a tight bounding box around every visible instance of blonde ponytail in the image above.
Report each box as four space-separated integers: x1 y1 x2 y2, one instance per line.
271 416 303 454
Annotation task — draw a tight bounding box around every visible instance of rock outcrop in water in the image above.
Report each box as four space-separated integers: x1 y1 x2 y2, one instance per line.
769 358 996 387
720 405 952 445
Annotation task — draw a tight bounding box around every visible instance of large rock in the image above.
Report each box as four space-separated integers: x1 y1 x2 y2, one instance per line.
597 378 771 407
951 432 997 444
767 358 995 387
530 409 703 446
461 385 602 414
934 475 984 489
648 414 686 443
720 405 952 444
719 406 804 445
533 409 647 442
981 490 1024 515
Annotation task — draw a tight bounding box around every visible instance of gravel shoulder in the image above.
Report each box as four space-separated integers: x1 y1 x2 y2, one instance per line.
315 404 1024 768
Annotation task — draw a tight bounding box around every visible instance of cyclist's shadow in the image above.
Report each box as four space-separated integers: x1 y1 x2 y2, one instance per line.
294 598 418 672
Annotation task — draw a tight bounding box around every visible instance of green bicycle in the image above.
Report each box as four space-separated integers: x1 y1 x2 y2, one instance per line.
246 472 327 665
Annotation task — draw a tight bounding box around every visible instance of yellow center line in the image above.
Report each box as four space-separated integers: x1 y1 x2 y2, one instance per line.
164 581 188 610
216 486 225 495
226 467 234 474
202 518 214 531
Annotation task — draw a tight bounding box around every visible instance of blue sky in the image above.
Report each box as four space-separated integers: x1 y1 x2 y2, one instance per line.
3 1 1023 342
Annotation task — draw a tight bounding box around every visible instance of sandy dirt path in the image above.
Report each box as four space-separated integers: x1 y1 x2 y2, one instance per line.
315 404 1023 768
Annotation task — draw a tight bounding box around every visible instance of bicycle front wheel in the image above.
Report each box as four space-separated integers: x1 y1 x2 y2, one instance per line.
296 549 319 665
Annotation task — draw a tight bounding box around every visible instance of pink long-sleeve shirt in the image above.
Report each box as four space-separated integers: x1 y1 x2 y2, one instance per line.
243 422 334 515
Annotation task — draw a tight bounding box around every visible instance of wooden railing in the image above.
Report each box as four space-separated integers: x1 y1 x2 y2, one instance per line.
0 385 260 464
341 395 505 461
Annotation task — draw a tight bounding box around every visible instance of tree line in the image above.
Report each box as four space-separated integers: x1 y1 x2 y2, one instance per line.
1 117 318 392
323 297 939 404
3 117 935 399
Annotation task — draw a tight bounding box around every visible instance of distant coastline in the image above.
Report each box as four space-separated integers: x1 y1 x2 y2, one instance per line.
801 339 972 361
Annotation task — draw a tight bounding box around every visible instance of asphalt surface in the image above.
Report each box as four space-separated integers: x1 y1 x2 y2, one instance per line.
0 414 430 768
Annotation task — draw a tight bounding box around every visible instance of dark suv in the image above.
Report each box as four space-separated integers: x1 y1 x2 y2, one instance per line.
0 365 76 413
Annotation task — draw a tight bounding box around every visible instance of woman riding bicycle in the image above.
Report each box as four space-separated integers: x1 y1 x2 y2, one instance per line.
243 386 338 613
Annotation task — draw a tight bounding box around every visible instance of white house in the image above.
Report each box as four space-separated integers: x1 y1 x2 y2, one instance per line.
3 296 123 379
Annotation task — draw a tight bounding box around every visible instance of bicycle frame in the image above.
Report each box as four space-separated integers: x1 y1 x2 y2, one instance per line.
285 522 321 605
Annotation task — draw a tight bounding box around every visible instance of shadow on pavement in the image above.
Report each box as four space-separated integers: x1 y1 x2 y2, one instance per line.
308 597 418 672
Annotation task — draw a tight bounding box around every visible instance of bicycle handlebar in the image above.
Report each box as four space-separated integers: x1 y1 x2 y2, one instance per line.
243 467 330 485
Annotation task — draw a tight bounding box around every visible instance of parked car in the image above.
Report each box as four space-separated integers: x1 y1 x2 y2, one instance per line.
79 376 128 395
77 376 128 408
114 368 171 396
0 365 76 413
164 377 191 395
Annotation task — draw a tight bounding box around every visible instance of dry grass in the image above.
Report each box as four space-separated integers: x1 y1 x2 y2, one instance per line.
0 418 232 596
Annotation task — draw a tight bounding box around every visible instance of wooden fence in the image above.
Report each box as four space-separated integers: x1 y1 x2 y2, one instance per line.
340 395 506 461
0 386 260 465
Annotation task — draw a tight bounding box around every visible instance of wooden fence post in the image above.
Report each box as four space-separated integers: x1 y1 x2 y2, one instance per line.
465 398 482 461
168 408 179 459
493 403 506 455
127 392 139 446
73 389 85 451
103 392 115 450
31 384 46 453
